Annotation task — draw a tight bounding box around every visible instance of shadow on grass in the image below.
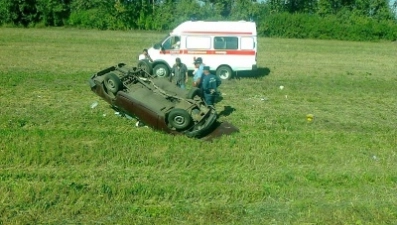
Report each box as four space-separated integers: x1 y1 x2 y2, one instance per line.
215 92 223 104
234 67 271 79
217 105 236 117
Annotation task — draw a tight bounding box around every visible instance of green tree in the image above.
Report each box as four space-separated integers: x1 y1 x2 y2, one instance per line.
367 0 395 20
0 0 14 24
228 0 263 20
0 0 40 26
36 0 71 26
203 0 233 17
316 0 394 20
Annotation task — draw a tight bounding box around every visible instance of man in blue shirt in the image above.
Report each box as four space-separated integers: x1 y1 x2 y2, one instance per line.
192 57 204 88
202 66 221 106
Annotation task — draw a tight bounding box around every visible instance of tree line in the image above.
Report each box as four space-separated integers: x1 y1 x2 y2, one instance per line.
0 0 396 41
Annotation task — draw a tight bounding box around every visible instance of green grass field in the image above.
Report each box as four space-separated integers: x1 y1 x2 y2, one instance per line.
0 28 396 224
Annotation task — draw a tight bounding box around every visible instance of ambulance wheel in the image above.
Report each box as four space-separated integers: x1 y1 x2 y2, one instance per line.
137 59 152 74
153 64 169 78
216 66 233 80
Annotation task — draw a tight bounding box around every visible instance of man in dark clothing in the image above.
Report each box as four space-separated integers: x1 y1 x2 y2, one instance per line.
170 57 188 89
202 66 221 106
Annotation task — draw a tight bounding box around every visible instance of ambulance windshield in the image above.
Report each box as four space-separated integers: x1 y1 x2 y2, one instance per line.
153 35 170 49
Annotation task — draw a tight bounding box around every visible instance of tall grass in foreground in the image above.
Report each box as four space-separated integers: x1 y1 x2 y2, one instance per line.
0 28 396 224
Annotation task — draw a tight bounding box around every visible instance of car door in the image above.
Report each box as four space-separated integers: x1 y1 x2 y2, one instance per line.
161 36 181 66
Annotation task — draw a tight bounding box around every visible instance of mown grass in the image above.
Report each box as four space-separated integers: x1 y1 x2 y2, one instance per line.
0 28 396 224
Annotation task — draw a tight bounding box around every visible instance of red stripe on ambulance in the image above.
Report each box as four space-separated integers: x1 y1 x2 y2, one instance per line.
181 31 253 35
161 50 255 56
160 50 256 55
184 50 256 55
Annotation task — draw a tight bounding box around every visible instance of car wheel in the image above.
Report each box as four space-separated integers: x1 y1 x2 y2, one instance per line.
168 108 192 130
153 64 169 78
104 73 122 94
137 59 152 74
216 66 233 80
186 87 201 99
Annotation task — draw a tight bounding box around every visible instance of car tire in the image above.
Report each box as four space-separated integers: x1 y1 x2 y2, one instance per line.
153 64 169 78
216 65 233 80
137 59 152 74
168 108 192 130
186 87 201 99
104 73 122 94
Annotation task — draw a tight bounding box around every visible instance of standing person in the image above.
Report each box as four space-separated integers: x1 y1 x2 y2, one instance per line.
170 57 188 89
192 57 204 88
202 66 221 106
138 49 153 62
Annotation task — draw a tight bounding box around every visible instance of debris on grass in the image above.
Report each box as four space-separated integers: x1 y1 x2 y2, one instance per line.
306 114 314 122
90 101 98 109
135 121 148 128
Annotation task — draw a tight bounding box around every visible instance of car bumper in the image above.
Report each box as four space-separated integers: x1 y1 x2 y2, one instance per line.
88 78 97 88
184 110 218 138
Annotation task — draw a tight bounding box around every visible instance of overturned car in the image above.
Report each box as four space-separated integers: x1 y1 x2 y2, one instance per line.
88 63 223 138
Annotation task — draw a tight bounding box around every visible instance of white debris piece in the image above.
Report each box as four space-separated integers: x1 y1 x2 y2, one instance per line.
135 121 147 128
90 102 98 109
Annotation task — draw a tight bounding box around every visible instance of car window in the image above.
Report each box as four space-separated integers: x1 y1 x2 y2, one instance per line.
186 36 211 49
163 36 181 50
214 36 238 50
162 37 172 50
172 36 181 49
241 37 254 49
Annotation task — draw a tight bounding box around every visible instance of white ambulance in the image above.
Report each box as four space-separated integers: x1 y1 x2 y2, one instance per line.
142 20 258 80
